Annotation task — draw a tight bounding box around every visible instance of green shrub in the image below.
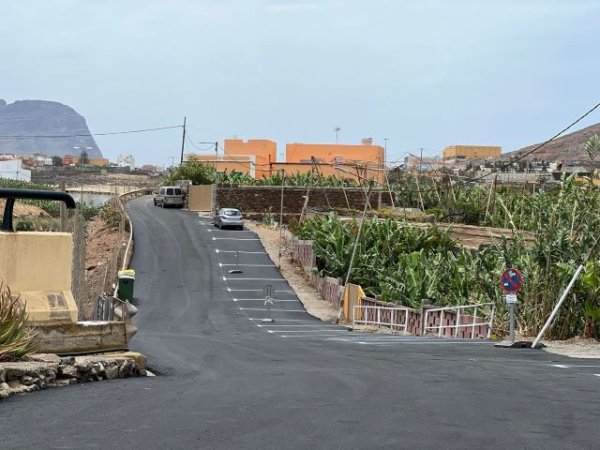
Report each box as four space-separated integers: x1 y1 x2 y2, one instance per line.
0 283 37 361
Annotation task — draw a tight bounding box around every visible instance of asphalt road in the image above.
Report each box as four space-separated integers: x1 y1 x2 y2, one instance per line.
1 197 599 449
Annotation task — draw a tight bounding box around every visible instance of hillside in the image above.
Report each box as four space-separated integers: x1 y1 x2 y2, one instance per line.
508 122 600 162
0 99 102 158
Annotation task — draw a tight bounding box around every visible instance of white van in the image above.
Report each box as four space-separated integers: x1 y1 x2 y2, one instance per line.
154 186 184 208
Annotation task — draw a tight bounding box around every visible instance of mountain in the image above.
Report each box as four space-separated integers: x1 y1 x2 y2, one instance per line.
0 99 102 158
508 122 600 162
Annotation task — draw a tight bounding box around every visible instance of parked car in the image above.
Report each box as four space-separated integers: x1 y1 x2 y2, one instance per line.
214 208 244 229
154 186 184 208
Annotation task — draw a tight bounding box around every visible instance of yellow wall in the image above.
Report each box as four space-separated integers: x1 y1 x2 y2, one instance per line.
89 158 109 166
0 232 78 323
286 143 384 167
443 145 501 160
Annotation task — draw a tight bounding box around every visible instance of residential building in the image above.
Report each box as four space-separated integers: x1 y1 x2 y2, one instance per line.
443 145 501 160
117 154 135 169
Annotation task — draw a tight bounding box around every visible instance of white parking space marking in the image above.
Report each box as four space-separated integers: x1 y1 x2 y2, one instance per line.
223 277 289 282
248 318 307 322
233 298 298 302
268 329 350 334
227 288 295 294
212 237 260 241
217 250 268 254
257 324 342 327
238 308 306 312
219 263 275 267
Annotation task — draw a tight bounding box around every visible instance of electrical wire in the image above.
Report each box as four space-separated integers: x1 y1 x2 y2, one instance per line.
0 124 182 139
469 99 600 182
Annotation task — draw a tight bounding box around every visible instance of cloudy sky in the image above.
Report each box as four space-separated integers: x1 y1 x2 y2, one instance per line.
2 0 599 166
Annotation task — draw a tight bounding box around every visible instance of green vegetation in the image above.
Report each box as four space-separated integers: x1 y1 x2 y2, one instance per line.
164 161 358 187
298 178 600 339
0 284 37 361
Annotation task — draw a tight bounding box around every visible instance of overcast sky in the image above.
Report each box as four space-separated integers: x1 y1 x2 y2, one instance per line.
2 0 600 166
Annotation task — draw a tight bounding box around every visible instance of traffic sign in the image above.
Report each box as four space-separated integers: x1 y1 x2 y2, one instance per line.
500 268 523 293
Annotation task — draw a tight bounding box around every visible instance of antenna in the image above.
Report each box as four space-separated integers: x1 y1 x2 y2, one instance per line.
334 126 341 144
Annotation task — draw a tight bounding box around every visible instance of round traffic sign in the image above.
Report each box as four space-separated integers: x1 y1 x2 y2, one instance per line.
500 268 523 293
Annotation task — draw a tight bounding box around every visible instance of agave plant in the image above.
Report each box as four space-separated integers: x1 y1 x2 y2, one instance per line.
0 283 37 361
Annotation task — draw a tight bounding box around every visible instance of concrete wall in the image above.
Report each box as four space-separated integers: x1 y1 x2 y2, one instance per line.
0 232 78 323
216 186 394 214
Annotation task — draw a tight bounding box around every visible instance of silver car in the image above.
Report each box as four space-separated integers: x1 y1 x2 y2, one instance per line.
214 208 244 229
154 186 184 208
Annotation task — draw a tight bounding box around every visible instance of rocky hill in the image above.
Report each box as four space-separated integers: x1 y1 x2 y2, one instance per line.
0 99 102 158
507 122 600 162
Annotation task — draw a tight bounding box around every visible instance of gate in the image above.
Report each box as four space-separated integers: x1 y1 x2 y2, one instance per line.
188 185 214 211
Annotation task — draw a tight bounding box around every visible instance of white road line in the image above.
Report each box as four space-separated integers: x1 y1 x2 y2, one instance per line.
594 374 600 377
223 277 287 282
238 308 306 312
217 250 267 254
279 334 354 338
212 237 260 241
233 299 297 302
248 318 306 322
551 364 570 369
219 263 275 267
269 329 349 334
257 324 341 327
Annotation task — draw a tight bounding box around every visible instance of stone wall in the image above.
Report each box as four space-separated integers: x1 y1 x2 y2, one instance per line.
216 186 394 214
0 352 146 400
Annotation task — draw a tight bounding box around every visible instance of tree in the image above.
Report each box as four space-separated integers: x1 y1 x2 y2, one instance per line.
79 149 89 165
51 156 63 167
164 160 215 185
584 134 600 176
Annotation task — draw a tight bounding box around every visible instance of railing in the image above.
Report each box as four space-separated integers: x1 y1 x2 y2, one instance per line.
423 303 495 339
353 305 412 335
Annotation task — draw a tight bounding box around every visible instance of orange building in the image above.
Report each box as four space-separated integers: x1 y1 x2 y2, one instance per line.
284 139 385 183
224 139 276 178
187 154 254 177
186 138 385 183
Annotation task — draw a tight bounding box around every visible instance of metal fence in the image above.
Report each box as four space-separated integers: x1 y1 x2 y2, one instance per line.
423 303 495 339
353 305 413 334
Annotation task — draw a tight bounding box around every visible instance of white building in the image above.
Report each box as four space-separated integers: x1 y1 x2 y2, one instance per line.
0 159 31 182
117 154 135 169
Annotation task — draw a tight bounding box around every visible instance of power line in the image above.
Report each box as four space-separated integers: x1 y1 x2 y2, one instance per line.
470 99 600 182
0 124 182 139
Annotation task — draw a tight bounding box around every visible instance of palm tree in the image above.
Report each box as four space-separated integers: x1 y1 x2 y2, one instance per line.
584 134 600 181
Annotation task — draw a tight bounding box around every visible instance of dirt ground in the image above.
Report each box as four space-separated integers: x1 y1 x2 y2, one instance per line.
247 220 600 359
0 200 51 218
83 216 121 318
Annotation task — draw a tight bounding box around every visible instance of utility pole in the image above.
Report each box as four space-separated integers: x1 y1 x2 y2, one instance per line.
180 116 187 165
214 141 218 160
419 147 423 175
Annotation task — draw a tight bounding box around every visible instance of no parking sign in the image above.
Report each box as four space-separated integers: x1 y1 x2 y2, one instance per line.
500 268 523 344
500 268 523 294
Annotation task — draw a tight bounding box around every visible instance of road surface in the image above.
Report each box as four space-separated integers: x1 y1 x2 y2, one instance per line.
1 197 599 449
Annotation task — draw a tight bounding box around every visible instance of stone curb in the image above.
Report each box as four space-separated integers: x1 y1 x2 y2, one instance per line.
0 352 147 400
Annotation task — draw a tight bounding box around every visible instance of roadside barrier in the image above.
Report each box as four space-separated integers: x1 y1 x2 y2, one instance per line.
353 305 414 334
285 230 495 338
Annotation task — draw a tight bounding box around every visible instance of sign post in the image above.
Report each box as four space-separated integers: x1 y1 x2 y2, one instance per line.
500 268 523 344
